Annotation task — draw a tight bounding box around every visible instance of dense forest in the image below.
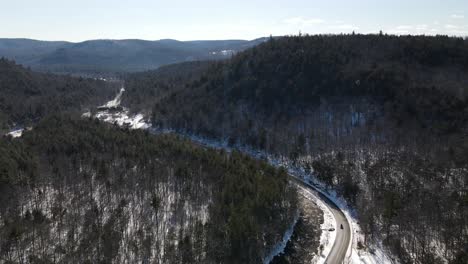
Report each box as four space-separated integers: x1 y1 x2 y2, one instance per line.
122 61 214 113
0 115 297 263
124 34 468 263
0 58 118 132
148 34 468 139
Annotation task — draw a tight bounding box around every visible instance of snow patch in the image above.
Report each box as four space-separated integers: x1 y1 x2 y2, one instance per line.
210 50 235 56
82 111 91 118
7 128 24 138
84 87 151 130
297 185 336 264
95 110 150 130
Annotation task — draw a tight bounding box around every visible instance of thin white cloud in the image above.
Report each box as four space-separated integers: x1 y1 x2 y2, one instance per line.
415 24 428 30
445 24 459 29
387 29 410 35
396 25 413 30
331 24 359 30
284 17 325 26
447 29 468 36
388 24 437 35
451 14 465 19
388 25 414 34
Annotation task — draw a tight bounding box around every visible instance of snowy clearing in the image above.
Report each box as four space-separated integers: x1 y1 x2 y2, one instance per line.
94 110 150 130
85 87 150 130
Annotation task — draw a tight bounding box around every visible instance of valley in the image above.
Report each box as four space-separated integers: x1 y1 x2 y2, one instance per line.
1 32 467 264
88 88 394 264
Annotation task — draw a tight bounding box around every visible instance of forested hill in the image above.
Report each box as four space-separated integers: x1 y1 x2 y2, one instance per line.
0 115 297 263
125 34 468 263
150 34 468 136
122 61 214 112
0 58 117 131
0 38 267 75
147 34 468 164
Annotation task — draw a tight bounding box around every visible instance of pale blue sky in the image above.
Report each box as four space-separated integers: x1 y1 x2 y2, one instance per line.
1 0 467 41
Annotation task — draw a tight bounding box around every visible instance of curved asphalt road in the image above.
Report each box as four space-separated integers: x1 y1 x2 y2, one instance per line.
292 178 351 264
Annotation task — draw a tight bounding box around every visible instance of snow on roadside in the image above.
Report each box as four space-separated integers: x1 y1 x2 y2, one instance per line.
297 173 396 264
297 185 336 264
147 128 397 264
270 157 396 264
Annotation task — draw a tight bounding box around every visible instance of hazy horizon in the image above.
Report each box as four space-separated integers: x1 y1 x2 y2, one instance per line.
1 33 467 44
1 0 467 42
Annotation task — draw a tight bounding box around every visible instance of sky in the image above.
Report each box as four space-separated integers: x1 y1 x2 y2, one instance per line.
1 0 467 42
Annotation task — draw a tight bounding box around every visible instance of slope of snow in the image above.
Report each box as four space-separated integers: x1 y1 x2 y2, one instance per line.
101 87 125 108
7 128 24 138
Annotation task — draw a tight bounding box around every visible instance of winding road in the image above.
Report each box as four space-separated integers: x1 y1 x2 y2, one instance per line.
292 177 351 264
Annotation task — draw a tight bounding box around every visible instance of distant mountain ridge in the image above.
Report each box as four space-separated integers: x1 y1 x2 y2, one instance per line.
0 38 268 75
